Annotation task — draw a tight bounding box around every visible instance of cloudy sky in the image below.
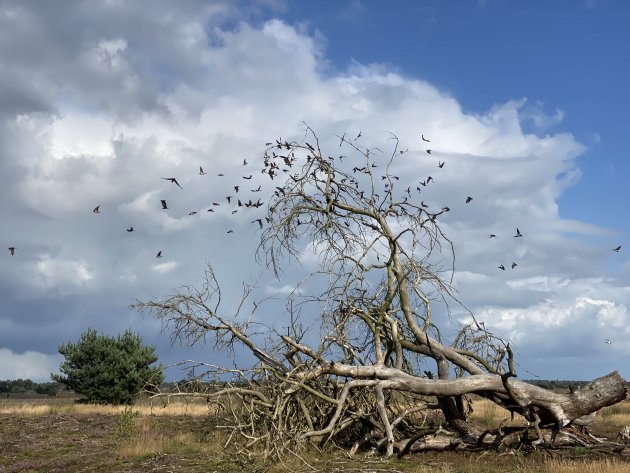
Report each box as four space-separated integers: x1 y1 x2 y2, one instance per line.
1 0 629 382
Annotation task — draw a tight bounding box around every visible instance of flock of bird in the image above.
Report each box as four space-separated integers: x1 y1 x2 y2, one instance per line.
5 132 623 275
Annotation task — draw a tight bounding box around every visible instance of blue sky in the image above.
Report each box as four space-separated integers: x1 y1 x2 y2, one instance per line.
0 0 629 382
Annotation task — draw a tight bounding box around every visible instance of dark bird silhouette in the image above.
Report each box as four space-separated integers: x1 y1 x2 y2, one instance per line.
217 173 224 176
92 205 101 213
243 175 252 180
514 228 523 238
231 210 238 214
189 211 197 216
421 201 429 208
161 200 168 210
234 186 240 193
161 177 183 189
426 149 431 154
243 159 248 166
422 134 430 142
227 196 232 204
212 202 220 206
207 208 215 212
498 264 505 270
227 230 234 234
511 262 518 269
199 166 206 175
8 247 16 256
489 234 496 238
605 339 612 344
442 206 450 212
613 245 622 252
251 185 261 192
126 227 134 232
466 196 473 204
426 176 433 183
251 218 263 229
156 250 162 258
438 161 444 168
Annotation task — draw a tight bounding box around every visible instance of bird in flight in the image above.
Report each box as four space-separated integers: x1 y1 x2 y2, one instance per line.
605 339 612 344
613 245 622 252
465 196 473 204
217 173 224 177
514 228 523 238
251 218 263 229
251 185 262 192
489 234 496 238
243 175 252 180
161 200 168 210
8 247 16 256
156 250 162 258
93 205 101 213
199 166 206 175
498 264 506 271
162 177 183 189
438 161 444 168
227 230 234 234
188 211 197 216
126 227 134 232
511 262 518 269
243 159 248 166
426 149 432 155
422 134 430 142
234 186 240 193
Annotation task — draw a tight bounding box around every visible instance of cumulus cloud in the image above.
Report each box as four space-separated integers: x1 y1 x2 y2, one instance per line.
0 348 62 382
0 2 628 382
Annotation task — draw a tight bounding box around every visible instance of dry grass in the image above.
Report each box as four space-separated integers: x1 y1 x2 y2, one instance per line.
544 458 630 473
0 396 214 417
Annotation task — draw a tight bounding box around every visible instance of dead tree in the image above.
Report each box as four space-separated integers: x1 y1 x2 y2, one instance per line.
133 126 627 458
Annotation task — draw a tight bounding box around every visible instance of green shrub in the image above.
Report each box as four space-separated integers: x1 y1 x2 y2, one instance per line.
52 328 164 405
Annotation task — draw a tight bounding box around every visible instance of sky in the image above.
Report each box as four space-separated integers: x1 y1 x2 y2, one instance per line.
1 0 629 383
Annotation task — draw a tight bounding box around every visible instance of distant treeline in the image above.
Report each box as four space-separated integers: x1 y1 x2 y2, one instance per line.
523 379 590 390
0 379 63 396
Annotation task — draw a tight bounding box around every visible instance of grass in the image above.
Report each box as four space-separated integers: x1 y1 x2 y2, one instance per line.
1 396 629 472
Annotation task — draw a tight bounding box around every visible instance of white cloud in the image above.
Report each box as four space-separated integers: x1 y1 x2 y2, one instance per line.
0 348 62 382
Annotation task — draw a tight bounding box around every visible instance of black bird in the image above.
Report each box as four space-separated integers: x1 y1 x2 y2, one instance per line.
93 205 101 213
189 211 197 216
514 228 523 238
126 227 134 232
421 201 429 208
161 200 168 210
234 186 240 193
212 202 220 206
227 230 234 234
426 149 431 154
422 134 430 142
511 262 518 269
442 206 450 212
613 245 622 252
489 234 496 238
466 196 473 204
498 264 505 270
217 173 224 176
199 166 206 175
8 247 16 256
231 210 238 214
243 159 248 166
243 175 252 180
227 196 232 204
251 185 261 192
207 208 215 212
161 177 183 189
156 250 162 258
251 218 263 229
426 176 433 183
438 161 444 168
